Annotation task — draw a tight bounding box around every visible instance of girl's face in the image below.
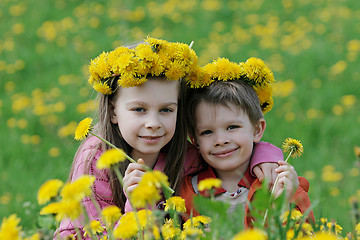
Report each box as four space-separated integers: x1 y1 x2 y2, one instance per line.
194 101 264 176
111 77 179 162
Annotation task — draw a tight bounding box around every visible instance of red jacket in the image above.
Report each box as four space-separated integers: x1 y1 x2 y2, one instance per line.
180 166 315 228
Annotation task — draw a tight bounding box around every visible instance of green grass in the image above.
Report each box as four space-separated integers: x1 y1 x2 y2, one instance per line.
1 0 359 235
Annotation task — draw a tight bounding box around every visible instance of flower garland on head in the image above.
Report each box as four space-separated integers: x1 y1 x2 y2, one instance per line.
190 57 275 114
88 37 199 94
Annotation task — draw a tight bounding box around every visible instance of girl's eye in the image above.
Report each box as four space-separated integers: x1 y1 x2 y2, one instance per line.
160 108 173 113
227 125 239 130
133 107 145 112
200 130 213 136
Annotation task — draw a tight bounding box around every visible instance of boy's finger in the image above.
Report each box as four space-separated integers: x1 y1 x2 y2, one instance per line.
253 166 264 182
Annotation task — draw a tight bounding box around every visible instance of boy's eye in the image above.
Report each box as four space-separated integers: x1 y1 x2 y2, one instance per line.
227 125 239 130
200 130 213 136
132 107 145 112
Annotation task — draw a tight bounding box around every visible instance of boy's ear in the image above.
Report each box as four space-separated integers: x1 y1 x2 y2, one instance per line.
188 136 198 147
253 118 266 143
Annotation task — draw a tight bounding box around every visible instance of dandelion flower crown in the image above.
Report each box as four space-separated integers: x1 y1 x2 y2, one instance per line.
188 57 275 114
88 37 200 95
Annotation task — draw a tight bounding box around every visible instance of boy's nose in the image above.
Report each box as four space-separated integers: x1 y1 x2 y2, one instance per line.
214 132 229 146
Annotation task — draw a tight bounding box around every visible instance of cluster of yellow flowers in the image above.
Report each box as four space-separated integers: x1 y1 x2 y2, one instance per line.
88 37 199 94
38 175 95 222
88 37 276 113
194 57 275 114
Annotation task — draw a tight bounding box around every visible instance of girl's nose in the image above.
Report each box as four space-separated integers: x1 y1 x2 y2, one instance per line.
145 113 161 130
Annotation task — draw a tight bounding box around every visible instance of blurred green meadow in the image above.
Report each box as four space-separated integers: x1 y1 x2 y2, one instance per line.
1 0 359 234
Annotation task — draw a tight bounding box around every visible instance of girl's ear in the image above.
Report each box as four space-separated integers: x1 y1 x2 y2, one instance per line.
110 100 118 124
253 118 266 143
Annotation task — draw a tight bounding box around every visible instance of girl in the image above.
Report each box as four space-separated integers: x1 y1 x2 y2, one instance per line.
56 38 281 238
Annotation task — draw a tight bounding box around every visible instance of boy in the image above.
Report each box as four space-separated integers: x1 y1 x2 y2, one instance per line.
181 58 314 227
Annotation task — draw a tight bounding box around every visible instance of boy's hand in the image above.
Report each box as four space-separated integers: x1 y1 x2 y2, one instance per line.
273 161 299 199
123 158 147 195
253 162 279 186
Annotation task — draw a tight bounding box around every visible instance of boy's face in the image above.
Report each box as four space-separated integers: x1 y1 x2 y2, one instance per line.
194 101 263 175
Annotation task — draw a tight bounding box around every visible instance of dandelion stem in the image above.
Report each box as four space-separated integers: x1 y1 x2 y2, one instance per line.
90 132 137 164
80 204 97 240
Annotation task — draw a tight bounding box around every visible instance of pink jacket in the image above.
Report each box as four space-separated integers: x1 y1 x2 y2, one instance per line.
55 136 282 239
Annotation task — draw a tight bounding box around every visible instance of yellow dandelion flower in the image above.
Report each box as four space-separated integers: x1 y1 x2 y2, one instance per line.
130 184 161 209
150 55 165 76
281 209 303 223
164 196 186 213
135 43 157 61
135 60 151 76
101 205 122 226
286 229 295 240
113 52 134 74
37 179 64 205
355 222 360 234
232 228 267 240
354 146 360 157
60 175 95 201
96 148 126 169
161 219 181 240
0 214 22 240
326 222 343 234
93 81 113 95
74 117 93 141
141 170 170 189
183 215 211 229
146 37 168 52
212 58 241 81
186 66 212 88
181 227 203 240
88 220 104 234
260 97 273 114
299 232 339 240
302 222 313 235
242 57 275 85
40 199 81 221
198 178 222 191
282 138 303 158
90 52 110 80
57 199 82 221
24 232 40 240
118 73 140 88
152 225 161 240
137 209 153 229
113 212 139 239
165 60 186 81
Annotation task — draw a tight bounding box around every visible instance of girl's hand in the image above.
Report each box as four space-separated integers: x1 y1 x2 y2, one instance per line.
272 161 299 199
123 158 147 195
253 162 279 186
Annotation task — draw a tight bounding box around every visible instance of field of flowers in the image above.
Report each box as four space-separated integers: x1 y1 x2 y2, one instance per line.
1 0 360 238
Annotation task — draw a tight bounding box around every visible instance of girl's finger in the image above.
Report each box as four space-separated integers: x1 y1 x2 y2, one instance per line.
125 163 147 175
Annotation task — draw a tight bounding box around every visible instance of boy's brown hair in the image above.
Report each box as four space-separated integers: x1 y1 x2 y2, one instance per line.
186 79 264 141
